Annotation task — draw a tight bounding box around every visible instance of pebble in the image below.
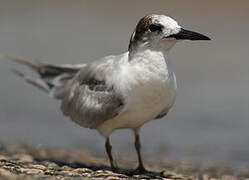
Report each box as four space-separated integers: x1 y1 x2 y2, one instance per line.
0 144 244 180
29 164 47 170
106 176 122 180
73 168 93 173
0 168 17 179
59 170 77 176
26 169 43 175
19 168 43 174
221 175 239 180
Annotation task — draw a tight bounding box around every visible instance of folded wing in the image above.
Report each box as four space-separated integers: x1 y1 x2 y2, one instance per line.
61 59 124 129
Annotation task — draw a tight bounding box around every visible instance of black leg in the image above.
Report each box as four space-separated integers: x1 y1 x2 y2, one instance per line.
105 137 116 169
134 132 148 173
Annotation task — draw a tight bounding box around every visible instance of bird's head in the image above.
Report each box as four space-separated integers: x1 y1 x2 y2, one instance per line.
128 14 210 54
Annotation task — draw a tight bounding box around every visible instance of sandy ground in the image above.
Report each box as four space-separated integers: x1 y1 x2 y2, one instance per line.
0 144 248 180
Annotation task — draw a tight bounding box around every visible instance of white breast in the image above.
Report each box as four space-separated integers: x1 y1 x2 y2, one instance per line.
97 50 177 137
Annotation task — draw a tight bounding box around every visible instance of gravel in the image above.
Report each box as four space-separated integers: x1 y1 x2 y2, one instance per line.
0 144 247 180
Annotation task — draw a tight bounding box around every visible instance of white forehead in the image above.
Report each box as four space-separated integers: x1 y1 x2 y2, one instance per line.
151 14 180 29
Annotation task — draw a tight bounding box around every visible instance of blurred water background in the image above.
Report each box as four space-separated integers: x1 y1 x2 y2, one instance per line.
0 0 249 169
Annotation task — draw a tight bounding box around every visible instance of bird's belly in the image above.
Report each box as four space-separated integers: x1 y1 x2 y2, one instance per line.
123 79 176 125
97 74 176 137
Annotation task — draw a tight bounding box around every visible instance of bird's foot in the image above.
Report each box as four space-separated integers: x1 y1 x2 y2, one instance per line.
132 166 165 176
110 165 117 170
132 165 149 174
110 160 118 170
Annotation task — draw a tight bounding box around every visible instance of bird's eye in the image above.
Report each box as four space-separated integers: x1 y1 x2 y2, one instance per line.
148 24 162 32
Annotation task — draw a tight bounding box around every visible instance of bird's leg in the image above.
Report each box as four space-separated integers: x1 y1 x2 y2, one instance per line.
105 137 116 169
134 130 148 173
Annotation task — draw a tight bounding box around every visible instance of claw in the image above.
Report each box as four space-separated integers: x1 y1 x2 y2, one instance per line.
133 166 149 174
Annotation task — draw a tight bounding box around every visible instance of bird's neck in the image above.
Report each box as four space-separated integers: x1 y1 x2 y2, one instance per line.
128 46 171 64
128 40 176 60
127 48 174 79
127 47 175 88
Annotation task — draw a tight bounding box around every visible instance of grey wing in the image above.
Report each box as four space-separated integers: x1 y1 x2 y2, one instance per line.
61 59 124 129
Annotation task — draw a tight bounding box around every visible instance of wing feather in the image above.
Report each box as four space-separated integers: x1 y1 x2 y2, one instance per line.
61 60 124 129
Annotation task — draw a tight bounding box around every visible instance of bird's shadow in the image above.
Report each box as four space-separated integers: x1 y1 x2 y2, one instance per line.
34 157 173 179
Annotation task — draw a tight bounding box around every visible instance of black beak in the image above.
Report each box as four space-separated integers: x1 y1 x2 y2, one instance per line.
169 28 211 40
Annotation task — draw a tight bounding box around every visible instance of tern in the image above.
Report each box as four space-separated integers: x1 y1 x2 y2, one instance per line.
3 14 210 173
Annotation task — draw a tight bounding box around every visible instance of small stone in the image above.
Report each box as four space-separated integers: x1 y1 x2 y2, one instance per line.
73 168 93 174
19 168 27 173
18 167 43 175
26 169 43 175
29 164 47 170
221 175 238 180
96 170 105 173
0 168 17 178
44 169 56 176
103 170 114 174
81 173 92 178
61 165 72 170
171 174 185 179
59 170 80 177
42 161 59 169
106 176 121 180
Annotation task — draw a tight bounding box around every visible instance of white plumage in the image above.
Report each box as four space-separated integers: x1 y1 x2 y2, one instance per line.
3 14 210 173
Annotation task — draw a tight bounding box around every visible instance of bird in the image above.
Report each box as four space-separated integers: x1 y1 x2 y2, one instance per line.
2 14 210 173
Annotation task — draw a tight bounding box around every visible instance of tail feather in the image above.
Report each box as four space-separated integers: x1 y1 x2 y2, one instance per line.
1 54 86 99
4 55 42 70
3 54 84 77
11 68 50 93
